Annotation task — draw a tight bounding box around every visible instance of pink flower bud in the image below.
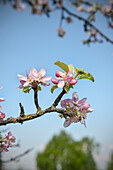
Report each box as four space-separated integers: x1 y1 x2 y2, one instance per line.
51 78 59 84
69 79 77 85
1 113 5 118
55 70 61 77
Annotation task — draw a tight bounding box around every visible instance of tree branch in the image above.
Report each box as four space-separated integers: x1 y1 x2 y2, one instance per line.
0 106 69 126
62 6 113 44
52 88 66 107
1 148 33 163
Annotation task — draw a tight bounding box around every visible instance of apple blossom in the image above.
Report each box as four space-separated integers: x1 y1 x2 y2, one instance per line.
52 70 77 88
56 28 66 37
0 132 16 152
60 92 93 127
77 5 84 12
17 67 51 89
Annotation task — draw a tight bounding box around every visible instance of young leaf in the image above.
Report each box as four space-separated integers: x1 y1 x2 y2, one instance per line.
68 64 76 73
37 86 41 91
78 73 94 82
23 86 31 93
54 61 69 72
51 85 58 93
76 68 85 74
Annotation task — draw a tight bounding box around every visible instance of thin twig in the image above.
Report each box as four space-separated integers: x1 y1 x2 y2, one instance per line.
62 6 113 44
19 103 25 117
1 148 33 163
52 88 66 107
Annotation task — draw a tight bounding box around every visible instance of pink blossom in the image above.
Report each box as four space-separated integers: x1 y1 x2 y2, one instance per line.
77 5 84 12
87 6 96 13
17 67 51 89
52 70 74 88
60 92 93 127
56 28 66 37
0 132 16 152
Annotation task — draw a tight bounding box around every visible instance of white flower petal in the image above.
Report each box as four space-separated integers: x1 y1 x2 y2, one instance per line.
58 81 65 88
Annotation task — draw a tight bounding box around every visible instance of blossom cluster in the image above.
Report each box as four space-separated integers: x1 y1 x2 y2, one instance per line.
0 131 16 152
52 70 77 88
0 87 16 152
60 92 93 127
17 67 52 90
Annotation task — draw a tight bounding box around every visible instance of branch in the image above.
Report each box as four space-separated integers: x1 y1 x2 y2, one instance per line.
52 88 66 107
62 6 113 44
0 106 69 126
1 148 33 163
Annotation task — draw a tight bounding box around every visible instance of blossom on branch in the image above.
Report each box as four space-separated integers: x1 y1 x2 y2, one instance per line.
0 131 16 152
60 92 93 127
17 67 51 89
52 70 77 88
56 28 66 37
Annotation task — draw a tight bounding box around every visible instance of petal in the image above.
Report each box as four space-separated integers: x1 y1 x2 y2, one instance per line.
17 74 27 81
58 81 65 88
23 81 30 87
51 78 59 84
38 68 46 77
26 70 28 78
16 85 24 89
61 99 73 108
30 67 39 78
0 105 1 111
0 98 5 102
0 87 2 90
65 70 73 81
41 77 52 83
63 118 72 127
78 98 87 104
72 92 79 103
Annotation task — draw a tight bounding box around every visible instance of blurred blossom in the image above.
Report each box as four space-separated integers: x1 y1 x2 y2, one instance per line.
56 27 66 37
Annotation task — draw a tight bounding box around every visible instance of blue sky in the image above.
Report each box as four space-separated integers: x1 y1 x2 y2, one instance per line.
0 2 113 170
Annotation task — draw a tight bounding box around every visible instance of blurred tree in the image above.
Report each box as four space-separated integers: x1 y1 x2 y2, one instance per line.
107 151 113 170
36 131 98 170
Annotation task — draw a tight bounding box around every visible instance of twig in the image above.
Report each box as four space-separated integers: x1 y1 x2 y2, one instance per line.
0 107 69 126
19 103 25 117
62 6 113 44
52 88 66 107
1 148 33 163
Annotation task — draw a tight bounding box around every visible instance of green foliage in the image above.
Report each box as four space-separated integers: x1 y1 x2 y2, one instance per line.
68 64 76 74
37 86 41 91
51 85 58 93
76 68 95 82
107 152 113 170
54 61 69 72
23 86 31 93
36 131 98 170
64 84 73 93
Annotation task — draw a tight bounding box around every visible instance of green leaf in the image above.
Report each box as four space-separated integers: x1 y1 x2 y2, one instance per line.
78 73 94 82
76 68 85 74
37 86 41 91
68 64 76 74
76 68 94 82
23 86 31 93
64 84 73 93
54 61 69 72
51 85 58 93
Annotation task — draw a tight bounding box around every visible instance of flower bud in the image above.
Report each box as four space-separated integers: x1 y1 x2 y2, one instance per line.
69 79 77 85
55 70 62 77
51 78 59 84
